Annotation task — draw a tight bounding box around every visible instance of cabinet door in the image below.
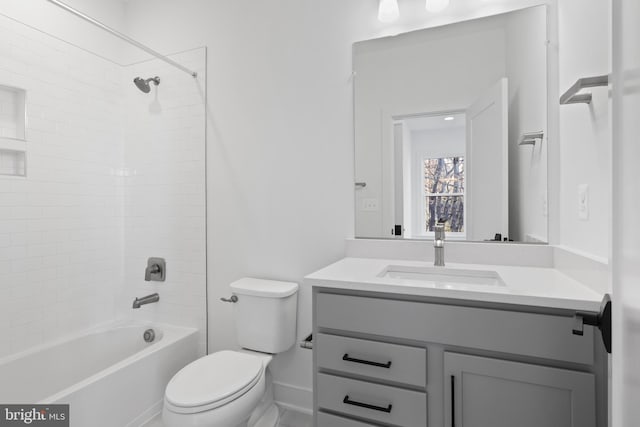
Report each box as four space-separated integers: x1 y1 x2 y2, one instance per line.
444 353 595 427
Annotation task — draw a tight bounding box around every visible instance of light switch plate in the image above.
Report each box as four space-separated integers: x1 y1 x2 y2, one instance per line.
578 184 589 220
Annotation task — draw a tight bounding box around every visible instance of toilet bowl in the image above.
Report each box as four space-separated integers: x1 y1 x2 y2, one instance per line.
162 278 298 427
162 350 277 427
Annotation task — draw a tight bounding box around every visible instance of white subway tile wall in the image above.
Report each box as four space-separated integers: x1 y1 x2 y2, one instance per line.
121 49 207 355
0 16 123 357
0 15 207 358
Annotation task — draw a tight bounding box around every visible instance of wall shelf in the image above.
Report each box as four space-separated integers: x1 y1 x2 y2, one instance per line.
560 75 609 105
0 137 26 151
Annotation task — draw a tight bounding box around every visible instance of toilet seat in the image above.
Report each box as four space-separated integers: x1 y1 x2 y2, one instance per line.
165 350 264 415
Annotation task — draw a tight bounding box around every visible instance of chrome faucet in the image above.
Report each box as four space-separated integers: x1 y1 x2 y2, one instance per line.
434 220 445 267
132 293 159 309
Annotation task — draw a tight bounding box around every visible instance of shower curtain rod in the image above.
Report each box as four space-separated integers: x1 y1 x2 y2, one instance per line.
46 0 198 78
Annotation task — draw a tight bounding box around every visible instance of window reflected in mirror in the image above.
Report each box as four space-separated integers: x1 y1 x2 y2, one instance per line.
424 157 465 235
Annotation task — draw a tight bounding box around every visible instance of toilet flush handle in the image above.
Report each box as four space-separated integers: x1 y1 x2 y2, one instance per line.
220 295 238 303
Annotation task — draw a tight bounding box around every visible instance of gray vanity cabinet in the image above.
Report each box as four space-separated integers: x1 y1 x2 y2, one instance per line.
312 288 607 427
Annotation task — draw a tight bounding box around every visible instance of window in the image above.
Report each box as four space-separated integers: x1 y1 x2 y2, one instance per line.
423 156 464 234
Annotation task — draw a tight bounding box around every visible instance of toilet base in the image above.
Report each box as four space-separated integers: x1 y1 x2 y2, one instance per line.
247 370 279 427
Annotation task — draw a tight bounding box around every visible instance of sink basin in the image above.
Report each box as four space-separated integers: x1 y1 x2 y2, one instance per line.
378 265 506 289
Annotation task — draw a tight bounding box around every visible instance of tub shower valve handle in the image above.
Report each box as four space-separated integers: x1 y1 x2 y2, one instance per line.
145 257 166 282
220 295 238 303
145 264 160 279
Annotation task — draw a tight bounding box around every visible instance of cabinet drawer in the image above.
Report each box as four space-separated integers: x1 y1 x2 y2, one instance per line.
317 333 426 388
317 412 378 426
317 373 427 427
316 293 594 365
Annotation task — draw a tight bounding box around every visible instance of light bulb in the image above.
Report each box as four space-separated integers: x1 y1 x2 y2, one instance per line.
425 0 450 13
378 0 399 23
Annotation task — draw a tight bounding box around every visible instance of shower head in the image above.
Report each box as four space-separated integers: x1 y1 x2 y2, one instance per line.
133 76 160 93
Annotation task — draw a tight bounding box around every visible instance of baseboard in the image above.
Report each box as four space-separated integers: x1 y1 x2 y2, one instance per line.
273 381 313 415
128 400 162 427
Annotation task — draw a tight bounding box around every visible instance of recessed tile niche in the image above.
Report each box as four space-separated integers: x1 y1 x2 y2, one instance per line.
0 149 26 177
0 84 26 140
0 84 27 177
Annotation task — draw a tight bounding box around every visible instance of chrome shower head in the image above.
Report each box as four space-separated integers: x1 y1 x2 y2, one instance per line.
133 76 160 93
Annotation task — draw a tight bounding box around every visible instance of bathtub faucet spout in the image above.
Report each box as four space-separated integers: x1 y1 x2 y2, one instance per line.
132 293 159 309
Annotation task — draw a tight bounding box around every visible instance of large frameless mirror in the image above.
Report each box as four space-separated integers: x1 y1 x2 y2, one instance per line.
354 6 549 243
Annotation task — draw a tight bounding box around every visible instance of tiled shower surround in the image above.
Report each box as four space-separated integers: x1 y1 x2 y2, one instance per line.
123 51 207 355
0 15 206 358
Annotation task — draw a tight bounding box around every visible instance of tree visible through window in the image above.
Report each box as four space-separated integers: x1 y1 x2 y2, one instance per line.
424 157 464 233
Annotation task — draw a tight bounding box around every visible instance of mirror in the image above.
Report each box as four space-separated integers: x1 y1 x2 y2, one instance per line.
354 6 548 243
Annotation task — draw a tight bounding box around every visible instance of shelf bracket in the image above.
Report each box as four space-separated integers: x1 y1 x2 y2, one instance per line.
519 131 544 146
560 74 609 105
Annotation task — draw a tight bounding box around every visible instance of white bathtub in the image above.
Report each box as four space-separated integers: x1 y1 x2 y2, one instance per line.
0 322 198 427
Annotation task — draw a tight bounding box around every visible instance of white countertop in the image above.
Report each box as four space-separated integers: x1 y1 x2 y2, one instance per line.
304 257 604 312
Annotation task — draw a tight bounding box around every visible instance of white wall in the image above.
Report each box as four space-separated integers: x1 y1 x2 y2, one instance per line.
410 128 466 157
0 13 124 357
557 0 611 260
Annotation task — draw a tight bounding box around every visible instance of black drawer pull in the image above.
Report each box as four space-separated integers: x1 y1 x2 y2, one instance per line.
343 353 392 368
343 395 393 413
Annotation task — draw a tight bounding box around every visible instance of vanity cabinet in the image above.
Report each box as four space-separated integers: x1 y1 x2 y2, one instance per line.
312 289 607 427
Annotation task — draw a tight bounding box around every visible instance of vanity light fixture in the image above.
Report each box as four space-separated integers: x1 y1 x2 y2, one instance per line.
378 0 400 23
444 116 455 121
425 0 450 13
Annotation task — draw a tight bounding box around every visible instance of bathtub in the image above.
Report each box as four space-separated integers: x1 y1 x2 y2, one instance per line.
0 322 198 427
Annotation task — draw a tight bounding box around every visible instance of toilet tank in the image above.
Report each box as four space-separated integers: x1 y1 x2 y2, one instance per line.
229 278 299 354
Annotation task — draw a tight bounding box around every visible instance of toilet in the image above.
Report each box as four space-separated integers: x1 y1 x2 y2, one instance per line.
162 278 299 427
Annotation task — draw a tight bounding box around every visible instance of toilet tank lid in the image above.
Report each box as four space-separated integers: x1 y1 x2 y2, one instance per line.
230 277 299 298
